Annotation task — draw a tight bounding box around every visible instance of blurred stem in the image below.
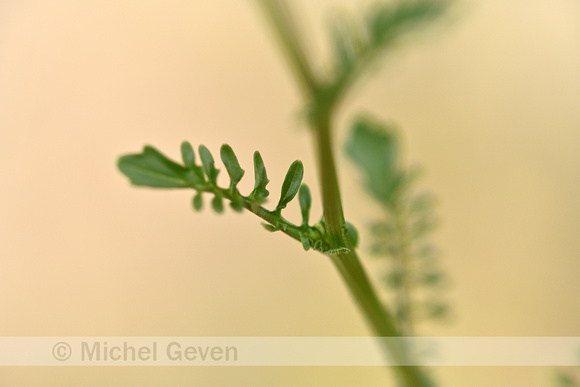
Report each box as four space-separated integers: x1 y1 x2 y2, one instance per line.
256 1 434 386
255 0 317 95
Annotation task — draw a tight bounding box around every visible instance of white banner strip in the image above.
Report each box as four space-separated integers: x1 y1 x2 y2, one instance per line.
0 337 579 366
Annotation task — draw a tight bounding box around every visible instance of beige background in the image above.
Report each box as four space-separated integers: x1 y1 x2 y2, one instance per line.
1 0 579 385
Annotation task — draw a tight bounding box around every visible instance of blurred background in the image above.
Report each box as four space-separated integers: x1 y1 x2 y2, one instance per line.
1 0 579 385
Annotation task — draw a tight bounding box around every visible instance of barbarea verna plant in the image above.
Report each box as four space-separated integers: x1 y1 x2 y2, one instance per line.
118 0 453 386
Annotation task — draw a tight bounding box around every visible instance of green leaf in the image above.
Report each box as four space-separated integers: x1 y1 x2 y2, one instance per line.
181 141 196 170
554 371 577 387
211 194 224 214
118 146 190 188
220 144 245 190
383 270 403 289
262 223 277 232
230 195 245 213
331 15 356 73
409 192 437 214
423 300 449 320
419 271 445 287
192 192 203 211
250 151 270 203
299 233 310 251
345 221 359 247
345 116 400 203
367 0 447 47
198 145 219 184
181 141 205 185
410 216 438 239
276 160 304 213
298 184 311 226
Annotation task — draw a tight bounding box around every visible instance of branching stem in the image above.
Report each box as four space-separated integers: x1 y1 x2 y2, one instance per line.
256 1 435 385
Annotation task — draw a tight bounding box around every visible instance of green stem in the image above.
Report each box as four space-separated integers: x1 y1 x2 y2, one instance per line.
255 0 317 95
314 115 432 387
256 1 434 385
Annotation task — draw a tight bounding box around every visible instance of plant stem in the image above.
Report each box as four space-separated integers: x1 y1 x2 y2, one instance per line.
314 114 432 387
256 1 434 385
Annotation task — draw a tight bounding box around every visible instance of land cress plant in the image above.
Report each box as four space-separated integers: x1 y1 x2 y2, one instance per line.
118 1 453 386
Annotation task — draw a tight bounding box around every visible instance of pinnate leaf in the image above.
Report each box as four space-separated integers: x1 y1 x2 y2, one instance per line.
250 151 270 203
192 192 203 211
345 117 400 202
298 184 311 226
220 144 245 189
276 160 304 213
199 145 219 184
211 194 224 214
118 146 190 188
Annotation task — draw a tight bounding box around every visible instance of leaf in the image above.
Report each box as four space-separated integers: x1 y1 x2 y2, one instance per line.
383 270 403 289
276 160 304 213
331 15 356 73
192 192 203 211
367 0 447 47
181 141 196 170
345 221 359 247
345 116 400 203
415 244 440 260
220 144 245 190
230 195 245 213
262 223 278 232
298 184 311 226
423 300 449 320
181 141 205 184
554 371 577 387
419 271 445 287
409 192 437 214
410 216 438 239
198 145 219 184
299 233 310 251
250 151 270 203
118 146 190 188
211 194 224 214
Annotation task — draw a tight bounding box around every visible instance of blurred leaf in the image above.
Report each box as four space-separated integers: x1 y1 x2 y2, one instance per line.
117 146 190 188
345 116 400 203
554 371 578 387
383 270 403 289
211 194 224 214
199 145 220 184
220 144 245 190
192 192 203 211
230 195 245 213
367 0 448 46
415 244 440 260
410 216 438 239
409 192 437 214
250 151 270 203
298 184 312 226
181 141 196 170
345 221 359 247
181 141 206 184
423 300 449 320
276 160 304 213
330 14 360 74
419 271 445 287
370 241 387 256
